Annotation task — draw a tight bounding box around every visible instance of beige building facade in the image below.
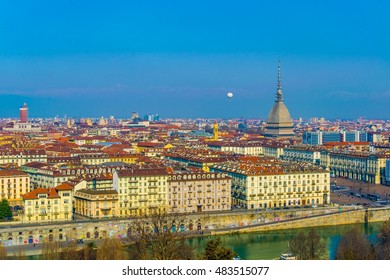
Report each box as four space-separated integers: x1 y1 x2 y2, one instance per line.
167 172 231 213
320 150 387 184
74 189 118 219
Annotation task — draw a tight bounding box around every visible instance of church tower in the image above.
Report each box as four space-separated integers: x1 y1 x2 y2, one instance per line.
264 61 294 137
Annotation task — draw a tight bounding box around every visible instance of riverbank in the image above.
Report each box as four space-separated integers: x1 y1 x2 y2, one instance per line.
2 206 389 257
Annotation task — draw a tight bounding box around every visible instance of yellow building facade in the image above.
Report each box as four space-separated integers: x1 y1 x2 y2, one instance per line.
113 168 169 217
0 170 30 206
212 162 330 209
22 184 73 223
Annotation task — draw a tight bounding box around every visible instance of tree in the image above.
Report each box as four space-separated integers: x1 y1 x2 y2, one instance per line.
289 229 327 260
200 237 237 260
13 248 26 260
0 199 13 220
62 241 82 260
127 211 195 260
305 229 327 259
41 241 61 260
336 228 376 260
81 242 97 260
376 220 390 260
0 244 7 260
289 232 307 259
97 238 126 260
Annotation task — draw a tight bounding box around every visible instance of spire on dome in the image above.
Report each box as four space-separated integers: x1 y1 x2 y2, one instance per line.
275 60 283 102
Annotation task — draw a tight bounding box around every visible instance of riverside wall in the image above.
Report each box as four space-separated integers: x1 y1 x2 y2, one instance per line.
0 207 389 246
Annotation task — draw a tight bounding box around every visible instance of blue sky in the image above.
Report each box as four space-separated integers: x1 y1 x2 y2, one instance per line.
0 0 389 119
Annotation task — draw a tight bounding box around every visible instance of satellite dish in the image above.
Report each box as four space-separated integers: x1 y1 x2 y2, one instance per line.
227 92 233 98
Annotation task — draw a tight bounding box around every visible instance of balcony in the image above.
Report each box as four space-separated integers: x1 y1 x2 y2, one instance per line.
138 199 148 202
101 206 111 211
148 191 158 195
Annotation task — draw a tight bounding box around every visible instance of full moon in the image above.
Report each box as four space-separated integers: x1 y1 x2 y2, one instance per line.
227 92 233 98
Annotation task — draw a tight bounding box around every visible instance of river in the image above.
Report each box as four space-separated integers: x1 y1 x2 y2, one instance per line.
187 222 383 260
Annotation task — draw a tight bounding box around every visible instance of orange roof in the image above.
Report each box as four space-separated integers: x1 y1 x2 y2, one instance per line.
0 170 29 177
22 188 60 200
55 182 74 191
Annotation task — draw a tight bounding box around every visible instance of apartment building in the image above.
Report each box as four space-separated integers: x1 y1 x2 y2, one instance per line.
74 188 118 219
211 160 330 209
113 167 169 217
167 172 231 213
0 170 30 206
320 150 387 184
22 183 73 223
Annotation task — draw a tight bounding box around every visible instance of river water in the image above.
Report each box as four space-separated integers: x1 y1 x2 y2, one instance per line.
187 222 383 260
20 222 383 260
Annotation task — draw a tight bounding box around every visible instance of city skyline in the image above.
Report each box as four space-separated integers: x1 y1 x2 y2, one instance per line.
0 1 390 119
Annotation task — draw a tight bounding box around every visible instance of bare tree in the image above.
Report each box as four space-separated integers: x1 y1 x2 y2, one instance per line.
97 238 126 260
289 232 307 259
41 241 62 260
376 220 390 260
336 228 376 260
289 229 327 260
305 228 327 259
81 242 97 260
127 210 195 260
62 241 81 260
0 244 7 260
13 247 26 260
